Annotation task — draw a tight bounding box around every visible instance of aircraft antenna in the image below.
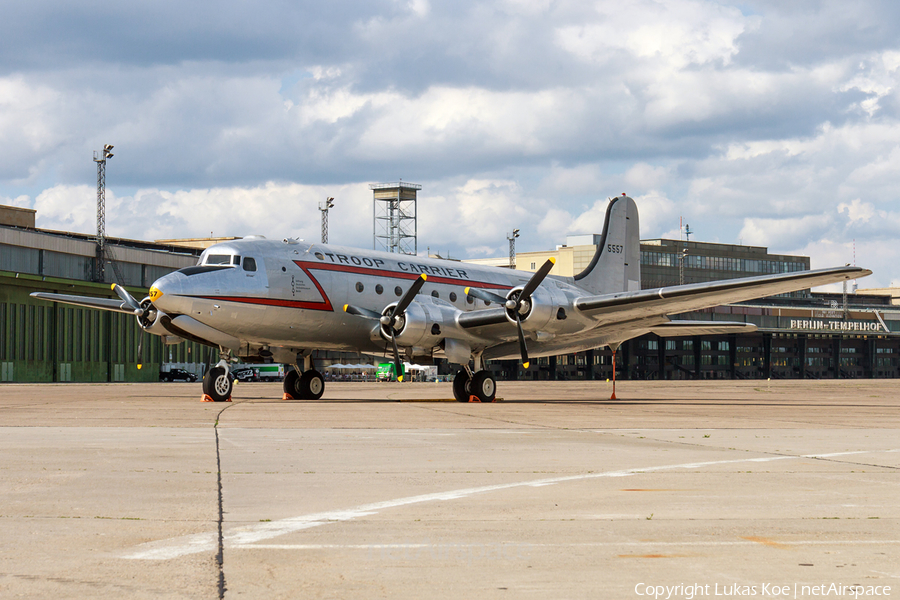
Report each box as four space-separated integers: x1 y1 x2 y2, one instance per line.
319 197 334 244
508 229 520 269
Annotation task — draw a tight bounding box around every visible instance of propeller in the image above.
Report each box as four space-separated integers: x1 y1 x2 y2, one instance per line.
379 274 427 382
343 304 382 319
465 257 556 369
113 284 159 371
112 283 142 314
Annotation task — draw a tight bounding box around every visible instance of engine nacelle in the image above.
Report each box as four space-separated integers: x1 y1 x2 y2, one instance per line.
137 299 184 345
377 297 481 352
505 285 568 333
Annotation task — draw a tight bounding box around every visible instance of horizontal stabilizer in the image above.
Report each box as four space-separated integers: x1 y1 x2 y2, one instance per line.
650 320 758 337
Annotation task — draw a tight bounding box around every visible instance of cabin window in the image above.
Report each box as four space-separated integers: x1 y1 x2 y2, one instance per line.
431 290 439 299
466 294 474 305
314 252 325 260
355 282 364 293
243 257 257 272
375 284 384 295
394 286 403 297
449 292 457 302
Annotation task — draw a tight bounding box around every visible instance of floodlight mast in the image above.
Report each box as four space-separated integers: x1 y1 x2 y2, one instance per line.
319 197 335 244
508 229 520 269
93 144 114 282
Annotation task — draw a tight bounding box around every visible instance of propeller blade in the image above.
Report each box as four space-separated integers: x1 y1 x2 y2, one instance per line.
343 304 382 319
391 333 403 383
518 257 556 302
112 283 142 314
463 286 507 306
136 331 144 371
391 274 427 320
515 311 529 369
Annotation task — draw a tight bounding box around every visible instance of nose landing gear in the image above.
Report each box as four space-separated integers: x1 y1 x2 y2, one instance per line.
202 349 235 402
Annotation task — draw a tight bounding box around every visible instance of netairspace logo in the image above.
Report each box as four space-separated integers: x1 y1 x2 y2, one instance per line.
634 583 893 599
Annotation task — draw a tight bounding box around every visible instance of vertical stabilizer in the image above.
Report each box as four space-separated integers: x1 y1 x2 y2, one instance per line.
573 196 641 295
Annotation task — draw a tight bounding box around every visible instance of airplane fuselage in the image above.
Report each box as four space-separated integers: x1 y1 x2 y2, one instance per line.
148 237 602 361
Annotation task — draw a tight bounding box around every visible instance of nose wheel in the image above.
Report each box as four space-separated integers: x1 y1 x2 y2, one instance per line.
202 366 233 402
283 369 325 400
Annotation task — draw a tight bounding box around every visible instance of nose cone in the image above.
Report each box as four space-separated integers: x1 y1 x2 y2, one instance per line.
148 272 185 313
148 285 163 303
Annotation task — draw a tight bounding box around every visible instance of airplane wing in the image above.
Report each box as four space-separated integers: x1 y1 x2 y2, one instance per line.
648 320 758 337
29 292 138 315
573 266 869 324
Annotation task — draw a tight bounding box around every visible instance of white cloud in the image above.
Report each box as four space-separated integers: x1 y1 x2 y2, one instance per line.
4 1 900 289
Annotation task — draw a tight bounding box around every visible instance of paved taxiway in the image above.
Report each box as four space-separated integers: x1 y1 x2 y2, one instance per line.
0 380 898 599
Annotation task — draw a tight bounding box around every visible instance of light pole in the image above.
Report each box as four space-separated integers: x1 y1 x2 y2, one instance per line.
93 144 113 282
680 247 688 285
319 197 334 244
508 229 520 269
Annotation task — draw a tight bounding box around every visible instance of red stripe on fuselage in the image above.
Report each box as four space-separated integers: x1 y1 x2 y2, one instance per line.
189 261 513 313
293 260 512 290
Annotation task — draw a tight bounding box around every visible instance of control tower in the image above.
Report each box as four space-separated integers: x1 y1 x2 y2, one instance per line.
371 181 421 255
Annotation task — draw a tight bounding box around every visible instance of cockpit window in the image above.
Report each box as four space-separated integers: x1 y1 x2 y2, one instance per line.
232 255 241 265
243 257 257 272
206 255 232 265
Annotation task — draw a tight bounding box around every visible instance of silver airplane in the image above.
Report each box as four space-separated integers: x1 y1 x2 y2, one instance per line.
31 195 870 402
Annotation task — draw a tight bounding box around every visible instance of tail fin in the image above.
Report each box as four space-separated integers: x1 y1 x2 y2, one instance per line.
573 195 641 295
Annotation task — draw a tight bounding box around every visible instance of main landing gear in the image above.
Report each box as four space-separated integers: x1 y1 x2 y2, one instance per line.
282 353 325 400
452 368 496 403
282 368 325 400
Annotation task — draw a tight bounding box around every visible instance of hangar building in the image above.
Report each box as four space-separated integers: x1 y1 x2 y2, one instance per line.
2 202 899 383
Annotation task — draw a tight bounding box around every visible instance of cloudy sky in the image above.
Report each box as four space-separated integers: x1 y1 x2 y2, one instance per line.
2 0 900 287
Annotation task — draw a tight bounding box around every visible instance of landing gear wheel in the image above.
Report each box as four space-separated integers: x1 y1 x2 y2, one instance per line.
452 369 472 402
299 369 325 400
471 370 496 403
203 367 233 402
283 369 325 400
283 370 301 399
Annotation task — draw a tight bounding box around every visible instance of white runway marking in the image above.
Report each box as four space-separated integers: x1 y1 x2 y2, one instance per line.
238 540 900 551
121 449 897 561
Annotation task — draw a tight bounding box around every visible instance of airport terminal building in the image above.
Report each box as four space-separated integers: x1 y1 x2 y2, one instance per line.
3 203 899 383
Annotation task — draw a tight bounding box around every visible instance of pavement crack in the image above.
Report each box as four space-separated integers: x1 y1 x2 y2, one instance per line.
213 400 242 600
